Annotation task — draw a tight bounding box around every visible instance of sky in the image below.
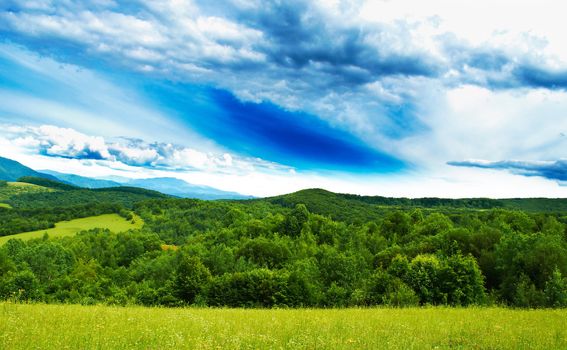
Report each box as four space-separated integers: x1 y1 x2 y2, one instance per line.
1 0 567 198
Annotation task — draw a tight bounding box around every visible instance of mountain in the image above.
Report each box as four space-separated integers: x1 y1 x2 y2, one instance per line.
41 170 122 189
41 169 252 199
127 177 252 200
0 156 59 182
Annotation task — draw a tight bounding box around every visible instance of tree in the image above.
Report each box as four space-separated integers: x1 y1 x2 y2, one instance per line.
175 254 211 304
405 254 441 304
236 237 291 269
439 254 486 306
544 267 567 308
364 269 418 307
381 211 412 242
282 204 310 237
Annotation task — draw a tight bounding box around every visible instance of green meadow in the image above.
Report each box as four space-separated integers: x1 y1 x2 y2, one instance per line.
0 181 54 202
0 213 143 246
1 304 566 349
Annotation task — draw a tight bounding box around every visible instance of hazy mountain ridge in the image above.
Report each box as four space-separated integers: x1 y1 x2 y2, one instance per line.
40 170 123 189
38 163 251 200
0 156 59 182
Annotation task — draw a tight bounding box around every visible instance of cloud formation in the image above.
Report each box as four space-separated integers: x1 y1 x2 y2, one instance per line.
4 124 291 175
2 1 567 198
448 159 567 183
3 0 567 151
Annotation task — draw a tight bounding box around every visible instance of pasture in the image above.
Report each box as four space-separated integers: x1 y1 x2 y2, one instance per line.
0 213 143 245
1 304 566 349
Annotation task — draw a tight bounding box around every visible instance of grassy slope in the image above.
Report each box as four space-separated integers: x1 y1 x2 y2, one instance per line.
0 182 54 202
1 304 566 349
0 213 143 245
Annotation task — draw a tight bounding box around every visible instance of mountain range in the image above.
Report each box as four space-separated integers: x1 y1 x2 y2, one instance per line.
0 156 251 200
0 156 59 182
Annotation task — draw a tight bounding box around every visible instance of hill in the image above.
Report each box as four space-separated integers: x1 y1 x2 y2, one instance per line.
1 182 567 310
127 177 252 200
40 170 122 189
41 169 251 199
260 188 567 223
0 156 58 182
7 176 167 209
0 176 167 236
17 176 79 191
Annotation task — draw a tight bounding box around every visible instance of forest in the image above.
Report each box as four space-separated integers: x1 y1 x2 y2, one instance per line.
1 179 567 308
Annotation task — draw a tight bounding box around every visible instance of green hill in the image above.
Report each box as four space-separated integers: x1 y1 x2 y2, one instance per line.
0 156 58 182
262 189 567 223
17 176 79 191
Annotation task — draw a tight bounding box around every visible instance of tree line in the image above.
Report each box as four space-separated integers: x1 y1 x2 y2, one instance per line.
1 196 566 308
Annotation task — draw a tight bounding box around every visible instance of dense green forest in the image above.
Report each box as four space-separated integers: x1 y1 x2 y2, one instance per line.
1 180 567 308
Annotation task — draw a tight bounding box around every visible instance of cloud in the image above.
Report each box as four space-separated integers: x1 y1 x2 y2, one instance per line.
0 43 203 147
448 159 567 182
2 0 566 159
3 124 292 175
36 125 111 160
0 1 543 146
513 66 567 90
2 0 567 189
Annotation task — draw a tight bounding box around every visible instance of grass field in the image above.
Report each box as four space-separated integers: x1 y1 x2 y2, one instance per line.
0 304 566 349
0 181 54 202
0 213 143 245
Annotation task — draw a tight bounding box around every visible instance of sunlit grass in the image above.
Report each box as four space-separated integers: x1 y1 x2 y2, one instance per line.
0 181 54 201
0 202 11 209
1 303 566 349
0 213 143 245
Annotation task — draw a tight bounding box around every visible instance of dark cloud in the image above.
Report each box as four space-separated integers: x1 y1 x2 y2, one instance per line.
448 159 567 181
1 0 566 97
230 0 440 80
513 66 567 90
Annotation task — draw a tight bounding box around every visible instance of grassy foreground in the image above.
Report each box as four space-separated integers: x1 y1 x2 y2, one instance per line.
0 213 143 245
1 304 566 349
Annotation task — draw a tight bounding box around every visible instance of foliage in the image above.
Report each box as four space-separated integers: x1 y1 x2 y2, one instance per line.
0 187 567 308
18 176 78 191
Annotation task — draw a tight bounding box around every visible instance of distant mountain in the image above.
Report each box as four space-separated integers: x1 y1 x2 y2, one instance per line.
2 156 250 200
0 156 59 182
42 170 252 200
127 177 253 200
41 170 122 189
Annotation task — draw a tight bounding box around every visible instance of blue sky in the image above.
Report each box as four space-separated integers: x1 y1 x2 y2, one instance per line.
1 0 567 197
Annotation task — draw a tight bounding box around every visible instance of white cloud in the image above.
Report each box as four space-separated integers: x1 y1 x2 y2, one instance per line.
2 124 567 198
0 123 293 176
38 125 111 159
3 0 565 156
2 1 567 197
